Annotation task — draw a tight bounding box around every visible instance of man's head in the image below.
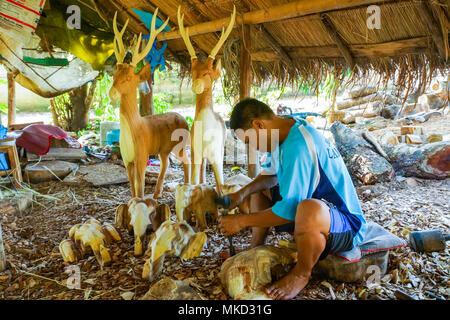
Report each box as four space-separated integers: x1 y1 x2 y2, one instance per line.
229 98 280 152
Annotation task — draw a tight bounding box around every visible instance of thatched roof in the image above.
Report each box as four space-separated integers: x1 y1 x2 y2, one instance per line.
12 0 450 95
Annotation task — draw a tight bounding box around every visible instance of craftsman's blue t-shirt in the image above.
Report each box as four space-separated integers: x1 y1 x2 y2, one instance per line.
262 118 367 246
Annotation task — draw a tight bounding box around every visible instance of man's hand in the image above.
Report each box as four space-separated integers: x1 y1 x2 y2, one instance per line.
223 191 244 210
219 215 244 236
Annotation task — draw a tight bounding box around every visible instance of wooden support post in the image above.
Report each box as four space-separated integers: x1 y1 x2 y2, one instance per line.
421 1 448 61
239 24 259 178
7 72 16 128
320 13 355 70
0 221 6 271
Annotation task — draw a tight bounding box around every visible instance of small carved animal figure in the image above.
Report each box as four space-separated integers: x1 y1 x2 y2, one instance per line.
115 197 170 256
59 219 121 268
175 174 252 230
142 220 207 281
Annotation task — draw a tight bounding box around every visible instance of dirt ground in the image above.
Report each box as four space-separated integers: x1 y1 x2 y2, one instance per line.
0 116 449 300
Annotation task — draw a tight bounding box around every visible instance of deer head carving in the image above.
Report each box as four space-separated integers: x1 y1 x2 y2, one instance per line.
177 6 235 95
109 10 169 101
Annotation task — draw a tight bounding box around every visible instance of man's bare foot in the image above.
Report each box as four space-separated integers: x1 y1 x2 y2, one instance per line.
265 268 310 300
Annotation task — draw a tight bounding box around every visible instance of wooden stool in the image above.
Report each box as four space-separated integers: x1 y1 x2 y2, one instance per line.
0 138 22 189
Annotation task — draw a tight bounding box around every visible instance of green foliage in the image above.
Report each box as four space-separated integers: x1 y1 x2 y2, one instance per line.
185 116 194 130
0 80 7 114
92 73 119 122
77 119 101 136
153 93 172 114
0 79 6 85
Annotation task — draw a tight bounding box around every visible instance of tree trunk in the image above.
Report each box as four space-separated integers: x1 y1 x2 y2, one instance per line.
239 24 260 178
139 79 154 117
69 84 89 132
331 121 394 185
380 139 450 179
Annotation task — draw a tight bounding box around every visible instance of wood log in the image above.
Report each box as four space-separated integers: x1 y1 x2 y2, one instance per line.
219 245 296 300
379 131 399 146
331 121 394 185
405 134 423 145
337 93 382 110
341 106 379 124
426 134 443 143
401 126 424 135
380 140 450 179
380 104 400 119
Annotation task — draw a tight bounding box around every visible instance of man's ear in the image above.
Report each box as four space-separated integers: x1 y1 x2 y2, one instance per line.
251 119 265 130
137 64 151 82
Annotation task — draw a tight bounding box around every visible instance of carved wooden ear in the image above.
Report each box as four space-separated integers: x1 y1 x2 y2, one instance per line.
137 64 152 82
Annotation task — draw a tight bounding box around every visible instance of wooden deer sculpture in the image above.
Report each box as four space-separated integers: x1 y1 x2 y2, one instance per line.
109 10 190 199
177 6 236 196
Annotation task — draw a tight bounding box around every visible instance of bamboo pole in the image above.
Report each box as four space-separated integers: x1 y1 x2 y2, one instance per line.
320 13 355 70
7 72 16 128
158 0 387 41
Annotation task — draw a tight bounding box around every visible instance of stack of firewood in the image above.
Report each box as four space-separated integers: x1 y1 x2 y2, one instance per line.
330 80 448 124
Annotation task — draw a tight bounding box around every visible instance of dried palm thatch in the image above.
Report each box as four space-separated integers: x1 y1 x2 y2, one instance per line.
43 0 449 98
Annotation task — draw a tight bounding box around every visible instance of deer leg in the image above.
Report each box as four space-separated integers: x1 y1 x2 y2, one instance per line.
200 158 207 184
190 144 202 185
126 163 137 198
154 153 169 199
211 158 224 196
134 158 147 199
174 149 190 184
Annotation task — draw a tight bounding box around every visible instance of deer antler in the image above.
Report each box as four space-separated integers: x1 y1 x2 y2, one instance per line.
113 11 129 64
209 6 236 60
177 6 197 61
130 8 169 67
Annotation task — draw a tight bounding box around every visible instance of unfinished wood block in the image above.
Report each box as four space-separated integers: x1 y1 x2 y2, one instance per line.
312 251 389 283
380 131 399 146
426 134 443 143
329 111 345 123
219 245 296 300
140 277 204 300
405 134 423 145
400 126 424 135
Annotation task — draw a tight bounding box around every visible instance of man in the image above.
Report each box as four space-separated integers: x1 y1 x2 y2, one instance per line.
218 98 367 300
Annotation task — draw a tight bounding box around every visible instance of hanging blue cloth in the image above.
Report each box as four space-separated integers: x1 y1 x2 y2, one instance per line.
141 36 167 73
132 8 170 72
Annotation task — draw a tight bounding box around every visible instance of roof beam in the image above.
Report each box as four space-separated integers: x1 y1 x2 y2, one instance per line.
157 0 389 41
420 0 448 61
257 24 296 71
251 37 431 62
320 13 355 70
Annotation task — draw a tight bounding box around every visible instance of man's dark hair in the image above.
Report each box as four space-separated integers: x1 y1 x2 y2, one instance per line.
229 98 275 130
